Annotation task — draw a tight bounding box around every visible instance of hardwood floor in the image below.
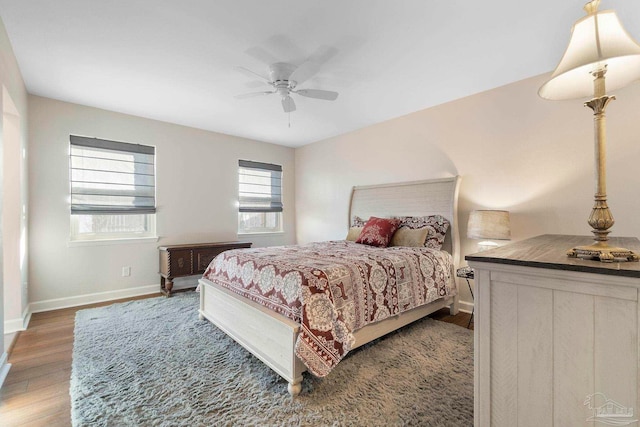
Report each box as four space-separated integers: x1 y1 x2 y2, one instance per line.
430 306 474 329
0 295 473 427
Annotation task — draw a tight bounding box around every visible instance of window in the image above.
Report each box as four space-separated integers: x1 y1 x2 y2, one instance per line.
70 135 156 241
238 160 283 233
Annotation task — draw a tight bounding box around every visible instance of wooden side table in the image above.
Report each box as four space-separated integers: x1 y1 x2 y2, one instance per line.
158 241 252 296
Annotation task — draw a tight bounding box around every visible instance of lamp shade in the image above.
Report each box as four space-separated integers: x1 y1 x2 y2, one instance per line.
539 7 640 100
467 210 511 240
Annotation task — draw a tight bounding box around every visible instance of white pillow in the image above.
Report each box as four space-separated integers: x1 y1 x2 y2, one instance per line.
345 226 364 241
390 227 429 247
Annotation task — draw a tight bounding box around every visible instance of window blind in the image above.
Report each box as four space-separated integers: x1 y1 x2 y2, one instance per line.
238 160 283 213
70 135 156 215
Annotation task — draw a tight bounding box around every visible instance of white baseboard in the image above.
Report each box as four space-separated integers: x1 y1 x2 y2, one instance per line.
4 305 32 334
4 333 17 354
458 300 474 314
29 284 161 314
4 317 24 334
0 352 11 389
23 308 32 331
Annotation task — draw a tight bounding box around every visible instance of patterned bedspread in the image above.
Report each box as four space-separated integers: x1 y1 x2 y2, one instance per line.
202 240 456 377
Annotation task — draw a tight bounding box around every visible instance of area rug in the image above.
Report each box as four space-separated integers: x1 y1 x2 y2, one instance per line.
71 292 473 426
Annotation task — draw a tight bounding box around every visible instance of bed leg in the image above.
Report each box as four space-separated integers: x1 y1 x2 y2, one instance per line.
198 312 204 320
287 379 302 397
449 295 460 315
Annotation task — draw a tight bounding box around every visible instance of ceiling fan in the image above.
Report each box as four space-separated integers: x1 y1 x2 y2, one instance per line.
235 62 339 113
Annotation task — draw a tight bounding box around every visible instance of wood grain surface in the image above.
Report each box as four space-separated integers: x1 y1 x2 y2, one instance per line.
466 234 640 277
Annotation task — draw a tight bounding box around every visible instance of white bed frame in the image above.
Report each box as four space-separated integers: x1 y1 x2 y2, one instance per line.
198 176 461 396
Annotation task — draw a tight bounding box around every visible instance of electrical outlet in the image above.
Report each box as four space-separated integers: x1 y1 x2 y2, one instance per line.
122 266 131 277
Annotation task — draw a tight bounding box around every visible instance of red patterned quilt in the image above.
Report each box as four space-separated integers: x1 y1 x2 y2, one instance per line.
202 240 456 377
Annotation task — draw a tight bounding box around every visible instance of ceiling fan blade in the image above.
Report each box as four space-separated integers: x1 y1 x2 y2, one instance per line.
235 91 275 99
282 96 296 113
290 46 339 85
245 80 269 89
295 89 339 101
234 66 270 82
309 45 339 66
267 35 306 62
245 46 278 65
289 61 317 86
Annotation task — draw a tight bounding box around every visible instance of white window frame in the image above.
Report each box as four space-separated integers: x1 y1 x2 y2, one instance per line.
70 213 156 242
238 211 283 235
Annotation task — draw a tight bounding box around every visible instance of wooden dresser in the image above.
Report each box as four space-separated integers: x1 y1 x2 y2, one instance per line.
467 234 640 427
158 241 252 296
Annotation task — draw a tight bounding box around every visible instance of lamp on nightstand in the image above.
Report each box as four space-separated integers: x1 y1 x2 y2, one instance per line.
538 0 640 262
467 210 511 251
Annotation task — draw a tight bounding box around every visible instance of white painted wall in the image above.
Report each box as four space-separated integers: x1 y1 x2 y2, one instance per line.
28 96 295 308
0 14 29 385
295 73 640 308
3 91 27 332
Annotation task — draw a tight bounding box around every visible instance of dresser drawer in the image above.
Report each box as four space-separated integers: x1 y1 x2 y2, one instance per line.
194 248 223 273
169 249 192 276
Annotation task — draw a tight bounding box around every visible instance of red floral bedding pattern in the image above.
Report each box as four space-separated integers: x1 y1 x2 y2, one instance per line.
202 240 456 377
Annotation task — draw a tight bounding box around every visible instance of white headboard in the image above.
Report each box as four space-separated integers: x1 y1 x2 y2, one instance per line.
348 176 461 266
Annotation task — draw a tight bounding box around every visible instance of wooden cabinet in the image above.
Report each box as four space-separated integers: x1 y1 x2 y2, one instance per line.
467 235 640 427
158 241 251 296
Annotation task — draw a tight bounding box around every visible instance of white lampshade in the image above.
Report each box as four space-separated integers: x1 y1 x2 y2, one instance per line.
467 210 511 240
539 6 640 100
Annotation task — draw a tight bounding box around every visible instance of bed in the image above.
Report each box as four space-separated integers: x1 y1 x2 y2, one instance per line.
198 176 461 396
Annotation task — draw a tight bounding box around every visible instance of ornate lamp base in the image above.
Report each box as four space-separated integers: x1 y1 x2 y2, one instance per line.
567 241 639 262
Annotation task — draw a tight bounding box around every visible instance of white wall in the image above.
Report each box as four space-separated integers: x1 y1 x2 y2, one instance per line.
28 96 295 308
0 14 29 385
3 90 27 332
295 73 640 308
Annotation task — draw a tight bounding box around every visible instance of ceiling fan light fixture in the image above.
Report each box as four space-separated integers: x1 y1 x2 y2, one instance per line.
235 61 339 113
281 96 296 113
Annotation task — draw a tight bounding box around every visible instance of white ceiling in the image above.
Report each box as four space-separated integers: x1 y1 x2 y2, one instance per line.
1 0 639 147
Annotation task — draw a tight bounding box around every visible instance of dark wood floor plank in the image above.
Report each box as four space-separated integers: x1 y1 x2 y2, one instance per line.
430 307 474 328
7 349 72 375
17 409 71 427
0 380 69 412
4 360 71 386
8 337 74 362
26 317 75 331
0 380 28 400
26 368 72 393
0 392 70 426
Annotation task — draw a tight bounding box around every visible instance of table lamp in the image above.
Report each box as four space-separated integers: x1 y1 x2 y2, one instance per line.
539 0 640 262
467 210 511 251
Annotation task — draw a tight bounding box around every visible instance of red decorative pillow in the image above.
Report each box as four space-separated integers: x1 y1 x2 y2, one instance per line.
356 217 402 247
